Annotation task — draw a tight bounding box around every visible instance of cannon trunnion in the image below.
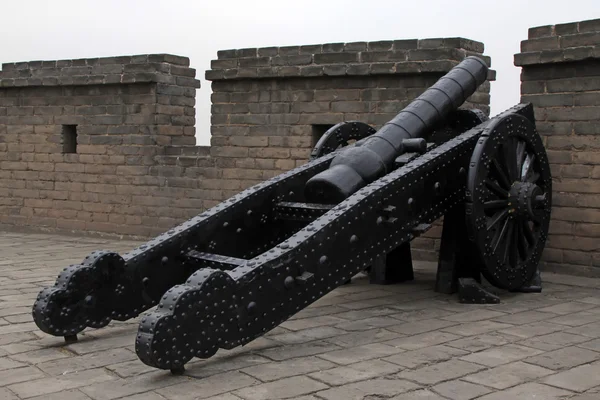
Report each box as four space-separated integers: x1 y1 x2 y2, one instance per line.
31 57 552 373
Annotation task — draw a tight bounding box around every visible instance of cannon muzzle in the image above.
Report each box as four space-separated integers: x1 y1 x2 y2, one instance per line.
304 56 489 203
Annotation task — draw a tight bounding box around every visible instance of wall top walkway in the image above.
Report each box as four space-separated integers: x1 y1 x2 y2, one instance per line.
206 37 495 81
0 54 200 89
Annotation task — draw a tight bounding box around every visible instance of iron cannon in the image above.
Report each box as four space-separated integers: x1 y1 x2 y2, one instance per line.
32 56 552 373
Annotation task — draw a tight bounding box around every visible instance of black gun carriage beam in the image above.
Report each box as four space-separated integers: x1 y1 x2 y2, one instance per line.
135 103 546 372
31 57 488 342
30 57 552 375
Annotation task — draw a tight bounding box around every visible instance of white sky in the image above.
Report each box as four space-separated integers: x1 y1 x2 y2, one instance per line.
1 0 599 145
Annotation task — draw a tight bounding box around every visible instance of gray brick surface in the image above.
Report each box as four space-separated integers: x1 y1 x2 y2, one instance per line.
233 376 327 400
459 344 543 367
432 380 491 400
524 346 600 370
2 232 600 399
477 383 573 399
316 378 419 400
542 361 600 392
308 359 400 386
398 359 484 385
464 361 555 389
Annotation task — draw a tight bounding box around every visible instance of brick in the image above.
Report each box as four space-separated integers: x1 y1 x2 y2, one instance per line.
464 362 555 392
573 223 600 237
322 65 346 76
560 164 593 177
522 94 574 107
548 136 600 150
296 113 343 125
299 44 322 55
311 359 399 386
548 77 600 93
514 51 543 67
528 25 554 39
241 356 335 383
314 52 359 64
229 114 269 125
521 36 560 52
384 345 467 369
321 43 344 53
521 80 546 94
368 41 393 51
210 146 249 158
0 366 45 386
154 371 258 400
408 48 463 61
580 18 600 32
344 42 367 52
331 101 374 113
433 380 492 400
561 32 600 48
227 136 268 147
239 57 270 68
574 93 600 107
542 362 600 392
545 106 600 121
317 378 419 400
552 207 600 223
0 389 17 400
270 55 312 67
392 39 419 50
291 102 331 113
527 346 600 370
222 168 263 180
269 137 312 148
362 51 407 62
248 147 290 159
573 151 600 164
361 88 408 101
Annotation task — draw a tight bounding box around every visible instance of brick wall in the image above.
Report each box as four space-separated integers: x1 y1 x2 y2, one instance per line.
514 18 600 276
0 54 203 236
206 38 493 260
0 39 492 249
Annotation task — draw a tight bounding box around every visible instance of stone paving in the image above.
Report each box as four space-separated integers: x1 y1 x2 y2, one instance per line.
1 231 600 399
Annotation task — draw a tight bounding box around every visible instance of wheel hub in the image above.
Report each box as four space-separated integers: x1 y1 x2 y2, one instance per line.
508 181 543 219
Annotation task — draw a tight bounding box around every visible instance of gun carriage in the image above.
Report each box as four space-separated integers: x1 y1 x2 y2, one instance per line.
32 56 552 373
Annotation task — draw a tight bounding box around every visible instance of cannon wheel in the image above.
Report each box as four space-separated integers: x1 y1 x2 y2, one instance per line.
466 113 552 291
309 121 376 159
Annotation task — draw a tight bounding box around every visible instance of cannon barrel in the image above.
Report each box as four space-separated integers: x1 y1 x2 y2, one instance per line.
304 56 489 203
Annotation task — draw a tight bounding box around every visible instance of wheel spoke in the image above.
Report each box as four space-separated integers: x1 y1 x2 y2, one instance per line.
485 179 509 198
526 172 540 184
492 216 510 253
484 199 509 210
498 219 512 264
502 219 514 265
503 138 519 182
491 159 511 189
516 141 526 175
521 153 536 181
487 208 509 231
522 220 535 245
510 220 519 267
517 221 529 259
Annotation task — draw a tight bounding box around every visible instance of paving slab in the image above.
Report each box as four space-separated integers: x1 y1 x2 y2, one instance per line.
2 231 600 399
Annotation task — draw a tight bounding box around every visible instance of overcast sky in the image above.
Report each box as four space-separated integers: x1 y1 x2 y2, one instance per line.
1 0 598 145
